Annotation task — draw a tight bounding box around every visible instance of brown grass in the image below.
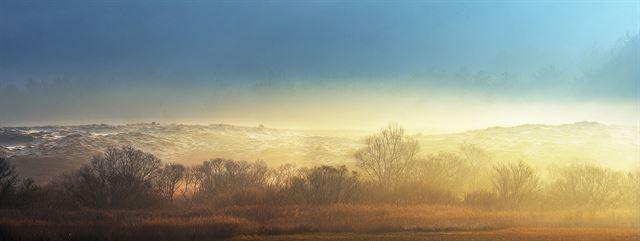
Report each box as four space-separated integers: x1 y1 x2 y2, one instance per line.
236 228 640 241
0 205 638 241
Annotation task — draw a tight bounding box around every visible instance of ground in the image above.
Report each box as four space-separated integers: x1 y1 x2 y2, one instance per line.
237 228 640 241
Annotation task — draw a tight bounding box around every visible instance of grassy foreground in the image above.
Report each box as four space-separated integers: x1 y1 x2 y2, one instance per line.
1 204 638 241
236 228 640 241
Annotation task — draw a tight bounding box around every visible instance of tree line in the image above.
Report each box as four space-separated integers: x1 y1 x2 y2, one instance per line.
1 124 638 210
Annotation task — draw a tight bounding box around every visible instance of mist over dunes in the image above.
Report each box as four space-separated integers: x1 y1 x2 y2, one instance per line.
2 121 636 183
1 1 638 240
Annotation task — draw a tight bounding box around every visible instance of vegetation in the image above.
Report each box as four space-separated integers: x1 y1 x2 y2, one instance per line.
0 158 38 208
355 123 419 189
0 124 638 240
492 161 540 208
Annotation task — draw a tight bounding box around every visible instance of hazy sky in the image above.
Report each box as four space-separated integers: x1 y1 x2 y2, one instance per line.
0 0 638 130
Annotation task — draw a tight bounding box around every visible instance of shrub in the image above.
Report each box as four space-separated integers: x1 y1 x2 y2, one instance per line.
192 158 269 203
409 153 471 194
464 190 499 209
62 146 163 209
155 163 186 204
492 161 540 209
393 182 459 205
0 157 19 207
0 158 40 208
355 123 419 189
290 165 361 205
547 163 626 210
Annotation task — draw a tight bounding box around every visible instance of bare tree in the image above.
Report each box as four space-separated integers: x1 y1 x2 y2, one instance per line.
628 170 640 207
409 152 470 193
458 143 493 191
195 158 269 199
0 158 18 207
179 166 205 208
292 165 360 204
492 161 540 208
268 164 299 188
549 163 625 209
13 177 39 208
156 163 186 203
459 143 491 169
355 123 419 188
65 146 163 209
0 158 40 208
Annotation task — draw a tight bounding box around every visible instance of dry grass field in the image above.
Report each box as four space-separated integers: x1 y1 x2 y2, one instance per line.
236 228 640 241
3 0 639 240
1 205 638 241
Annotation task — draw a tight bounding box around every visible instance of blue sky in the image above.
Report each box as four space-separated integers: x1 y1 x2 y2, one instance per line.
0 0 638 129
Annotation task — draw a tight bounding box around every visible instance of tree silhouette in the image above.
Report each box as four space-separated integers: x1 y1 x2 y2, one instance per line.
355 123 419 189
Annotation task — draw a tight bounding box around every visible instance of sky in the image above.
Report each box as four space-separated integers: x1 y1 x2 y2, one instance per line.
0 0 638 131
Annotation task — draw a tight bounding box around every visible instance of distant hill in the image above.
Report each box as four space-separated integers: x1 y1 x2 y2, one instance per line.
1 122 637 183
417 121 639 171
0 124 361 182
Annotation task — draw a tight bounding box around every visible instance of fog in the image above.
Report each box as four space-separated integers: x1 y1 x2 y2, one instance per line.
2 2 640 240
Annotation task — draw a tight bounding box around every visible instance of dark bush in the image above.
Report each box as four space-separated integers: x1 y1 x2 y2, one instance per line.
464 190 499 209
492 161 540 208
0 157 18 207
547 163 626 210
156 163 186 204
62 146 163 209
0 158 41 208
191 158 269 204
292 165 361 205
393 182 459 205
